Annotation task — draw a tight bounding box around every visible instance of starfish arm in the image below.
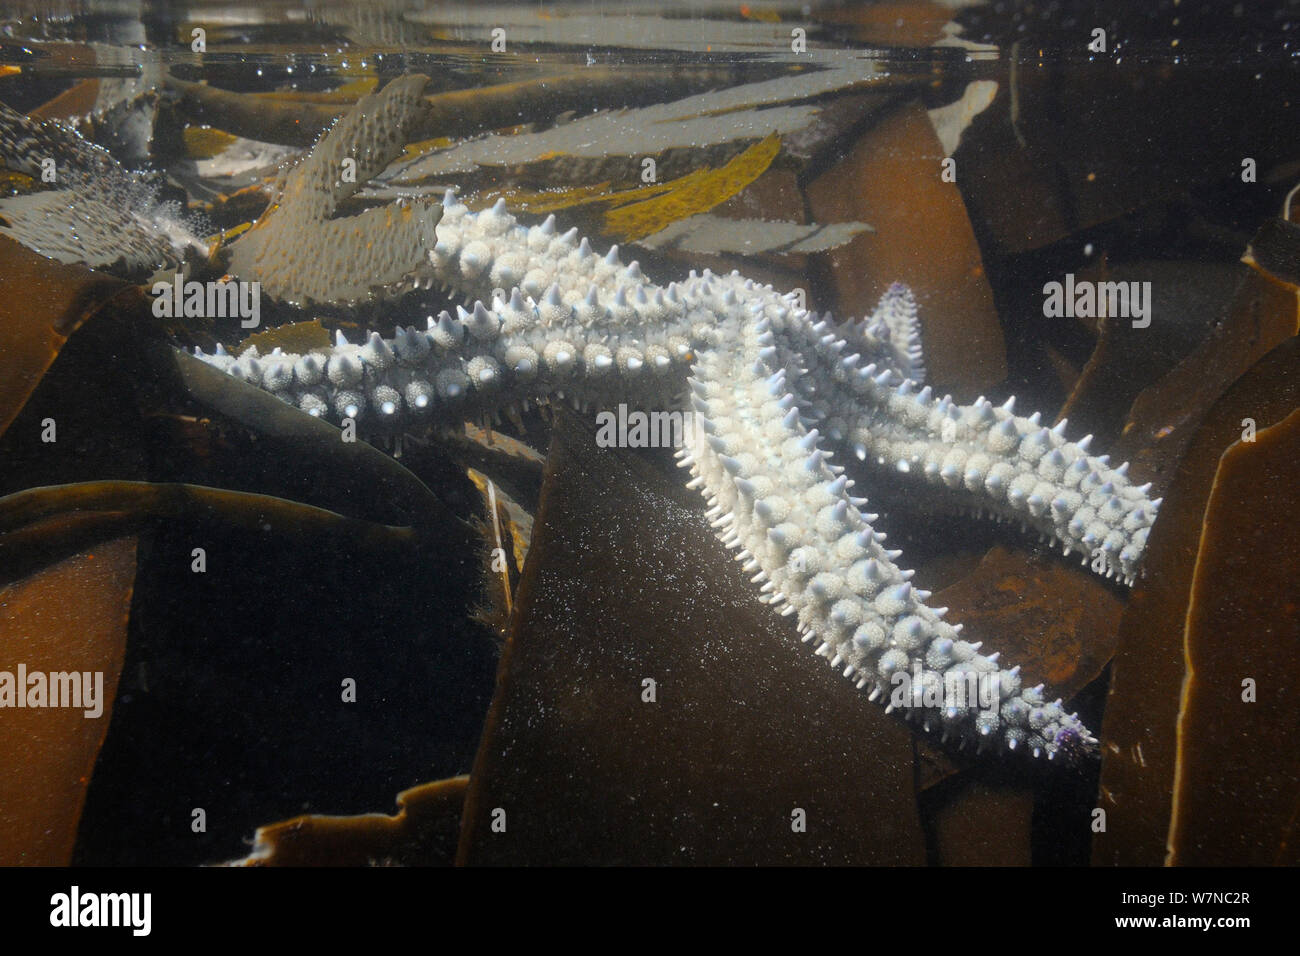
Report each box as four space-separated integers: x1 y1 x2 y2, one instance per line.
672 269 918 386
429 191 654 308
857 281 926 384
189 233 919 433
728 292 1161 586
834 384 1159 584
428 194 925 380
681 312 1095 759
191 292 695 424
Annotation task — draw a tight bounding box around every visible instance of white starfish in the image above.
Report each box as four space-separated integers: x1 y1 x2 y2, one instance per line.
0 70 1160 761
195 186 1160 761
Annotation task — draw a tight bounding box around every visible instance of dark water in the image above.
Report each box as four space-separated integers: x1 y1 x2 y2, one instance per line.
1 1 1298 873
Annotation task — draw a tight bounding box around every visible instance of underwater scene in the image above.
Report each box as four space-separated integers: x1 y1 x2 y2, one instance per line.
0 0 1297 875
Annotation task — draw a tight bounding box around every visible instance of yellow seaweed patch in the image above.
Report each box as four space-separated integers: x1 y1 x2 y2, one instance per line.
479 181 620 215
0 169 38 195
204 221 253 251
252 74 379 105
464 133 782 243
401 135 455 158
334 75 380 98
238 319 332 354
182 125 240 160
603 133 781 242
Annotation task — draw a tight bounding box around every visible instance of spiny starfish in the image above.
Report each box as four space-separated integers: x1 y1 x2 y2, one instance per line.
193 187 1160 761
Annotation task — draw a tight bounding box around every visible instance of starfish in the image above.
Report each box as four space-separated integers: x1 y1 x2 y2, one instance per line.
193 186 1161 761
